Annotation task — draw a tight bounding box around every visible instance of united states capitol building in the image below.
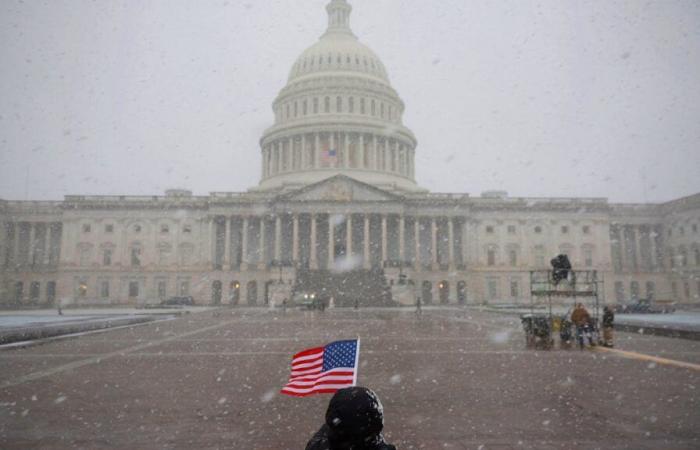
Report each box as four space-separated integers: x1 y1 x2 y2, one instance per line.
1 1 699 308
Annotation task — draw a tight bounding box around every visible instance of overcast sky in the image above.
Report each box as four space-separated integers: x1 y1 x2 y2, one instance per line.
1 0 699 203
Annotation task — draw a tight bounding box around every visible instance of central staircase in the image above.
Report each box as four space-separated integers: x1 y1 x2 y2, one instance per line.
292 268 393 307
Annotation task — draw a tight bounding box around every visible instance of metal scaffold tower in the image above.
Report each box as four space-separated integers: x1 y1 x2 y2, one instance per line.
529 270 604 326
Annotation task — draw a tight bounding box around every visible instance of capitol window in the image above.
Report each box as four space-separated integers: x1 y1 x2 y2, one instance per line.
105 224 114 233
349 97 354 113
133 224 141 233
82 224 91 233
487 247 497 266
324 97 330 113
583 225 591 234
103 249 112 266
183 225 192 233
360 98 365 114
534 226 542 234
336 96 342 113
303 100 307 115
371 99 376 115
160 224 169 234
313 98 319 114
507 225 516 234
561 226 569 234
486 226 494 234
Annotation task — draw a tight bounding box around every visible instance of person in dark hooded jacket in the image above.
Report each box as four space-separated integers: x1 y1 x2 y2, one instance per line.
305 387 396 450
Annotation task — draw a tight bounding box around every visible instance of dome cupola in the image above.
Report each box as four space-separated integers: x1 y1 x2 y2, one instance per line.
256 0 422 193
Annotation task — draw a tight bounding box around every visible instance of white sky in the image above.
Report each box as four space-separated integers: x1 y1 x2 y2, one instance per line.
1 0 699 202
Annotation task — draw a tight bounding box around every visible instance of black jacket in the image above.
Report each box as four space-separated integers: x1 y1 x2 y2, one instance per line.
603 309 615 327
305 387 396 450
305 424 396 450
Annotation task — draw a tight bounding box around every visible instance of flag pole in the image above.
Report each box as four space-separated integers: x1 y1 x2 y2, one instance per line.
353 336 361 387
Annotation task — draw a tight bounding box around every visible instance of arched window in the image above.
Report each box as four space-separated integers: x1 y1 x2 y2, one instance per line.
293 101 298 117
336 96 342 113
303 100 307 115
324 97 330 113
360 98 366 114
212 281 222 305
380 103 385 118
679 247 688 266
646 281 656 300
486 245 497 266
371 99 376 116
349 97 354 113
247 281 258 305
313 98 319 114
630 281 640 300
438 281 449 304
421 281 433 304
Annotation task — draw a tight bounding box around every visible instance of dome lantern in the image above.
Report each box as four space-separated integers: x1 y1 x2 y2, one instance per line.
324 0 355 38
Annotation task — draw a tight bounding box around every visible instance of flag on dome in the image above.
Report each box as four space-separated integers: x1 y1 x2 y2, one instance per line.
321 147 337 166
281 339 360 397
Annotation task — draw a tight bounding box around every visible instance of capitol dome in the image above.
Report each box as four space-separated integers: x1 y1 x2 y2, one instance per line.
256 0 423 193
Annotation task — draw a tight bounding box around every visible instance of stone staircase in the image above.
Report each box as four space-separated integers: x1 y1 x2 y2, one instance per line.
293 268 393 307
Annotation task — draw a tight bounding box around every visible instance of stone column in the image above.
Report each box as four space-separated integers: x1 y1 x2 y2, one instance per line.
431 217 438 269
372 135 378 170
241 217 249 270
399 216 406 263
43 223 52 265
414 218 421 271
310 214 318 269
207 218 215 269
223 217 231 270
393 141 399 172
328 215 335 267
634 226 642 270
314 133 320 168
360 134 365 168
363 215 371 269
262 147 267 178
381 215 388 265
28 223 36 266
259 217 266 269
301 134 307 169
274 216 282 262
448 218 455 268
344 133 350 168
292 214 299 263
649 225 658 269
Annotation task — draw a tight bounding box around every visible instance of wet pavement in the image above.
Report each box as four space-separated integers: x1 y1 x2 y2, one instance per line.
0 308 698 449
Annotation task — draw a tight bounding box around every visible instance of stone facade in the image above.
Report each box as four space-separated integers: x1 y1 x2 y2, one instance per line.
1 1 699 307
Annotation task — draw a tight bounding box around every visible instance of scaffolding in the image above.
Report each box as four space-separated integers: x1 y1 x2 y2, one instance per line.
528 270 604 346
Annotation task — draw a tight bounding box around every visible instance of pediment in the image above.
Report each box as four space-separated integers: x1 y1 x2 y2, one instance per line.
278 175 402 203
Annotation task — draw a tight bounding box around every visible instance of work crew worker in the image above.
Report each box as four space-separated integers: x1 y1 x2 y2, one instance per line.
571 303 594 348
305 387 396 450
602 306 615 347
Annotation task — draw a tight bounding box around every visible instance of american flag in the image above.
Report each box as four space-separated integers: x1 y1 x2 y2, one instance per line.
321 147 337 167
280 339 360 397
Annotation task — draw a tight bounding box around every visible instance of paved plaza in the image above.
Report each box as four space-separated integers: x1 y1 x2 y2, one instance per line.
0 308 698 449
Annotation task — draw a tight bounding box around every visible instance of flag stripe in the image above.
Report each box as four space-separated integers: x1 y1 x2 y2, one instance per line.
292 359 324 370
285 376 354 388
291 350 324 362
281 384 355 394
287 369 354 382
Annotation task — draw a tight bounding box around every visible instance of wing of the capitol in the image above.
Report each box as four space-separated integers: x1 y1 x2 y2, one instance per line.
1 0 699 308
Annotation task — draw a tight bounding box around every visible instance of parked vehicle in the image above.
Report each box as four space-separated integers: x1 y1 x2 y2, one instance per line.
161 296 195 306
614 298 675 314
